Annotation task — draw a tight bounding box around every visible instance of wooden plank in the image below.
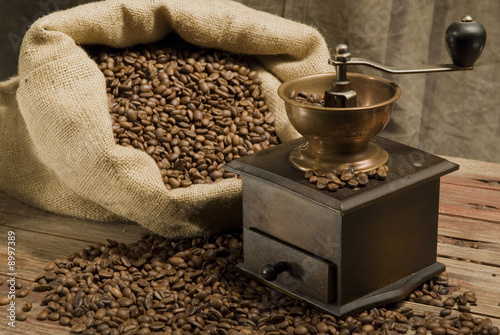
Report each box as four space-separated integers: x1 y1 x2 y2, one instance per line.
441 174 500 192
439 202 500 223
0 191 149 243
440 156 500 181
438 243 500 267
438 234 500 253
439 256 500 278
438 214 500 245
440 183 500 209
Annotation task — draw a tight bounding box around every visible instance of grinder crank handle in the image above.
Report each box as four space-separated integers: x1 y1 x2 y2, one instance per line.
329 16 486 74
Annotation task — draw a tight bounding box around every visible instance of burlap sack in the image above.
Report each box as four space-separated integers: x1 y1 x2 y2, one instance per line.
0 0 333 237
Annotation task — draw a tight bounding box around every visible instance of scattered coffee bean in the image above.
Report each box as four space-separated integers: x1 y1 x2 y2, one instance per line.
376 165 388 180
464 291 477 303
22 302 33 312
33 283 51 292
36 311 49 320
15 287 29 298
306 165 389 191
15 312 28 321
0 296 11 306
458 305 471 312
59 316 71 326
440 308 452 317
443 297 456 307
48 312 60 321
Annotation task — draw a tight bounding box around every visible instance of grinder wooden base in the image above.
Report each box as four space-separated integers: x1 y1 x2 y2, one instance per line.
226 137 458 317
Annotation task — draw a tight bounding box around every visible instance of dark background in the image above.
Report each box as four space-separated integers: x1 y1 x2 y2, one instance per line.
1 0 499 163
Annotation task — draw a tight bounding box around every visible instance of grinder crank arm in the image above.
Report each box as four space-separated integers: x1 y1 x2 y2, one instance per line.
325 15 486 107
329 58 472 74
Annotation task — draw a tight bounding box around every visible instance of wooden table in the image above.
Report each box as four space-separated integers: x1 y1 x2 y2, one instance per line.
0 156 499 334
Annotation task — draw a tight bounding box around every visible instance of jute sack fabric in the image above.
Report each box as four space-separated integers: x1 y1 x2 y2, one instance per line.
0 0 333 237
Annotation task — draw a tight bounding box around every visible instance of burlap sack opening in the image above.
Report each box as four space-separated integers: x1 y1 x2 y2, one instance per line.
0 0 333 237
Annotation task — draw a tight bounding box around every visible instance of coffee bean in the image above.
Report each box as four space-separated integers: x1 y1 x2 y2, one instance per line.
427 322 441 330
347 179 359 188
430 299 444 307
458 305 471 313
71 323 87 334
168 256 185 266
440 308 452 317
416 326 428 335
376 166 388 180
443 297 456 307
461 320 475 329
363 324 376 333
340 171 355 181
463 291 477 303
110 287 123 299
360 315 374 324
48 312 60 321
16 312 28 321
37 311 49 320
432 326 447 335
21 301 32 313
0 296 11 305
458 327 472 335
490 327 499 335
150 321 165 331
33 283 51 292
270 314 286 324
16 287 30 298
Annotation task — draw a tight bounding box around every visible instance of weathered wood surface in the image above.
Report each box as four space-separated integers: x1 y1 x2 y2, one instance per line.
0 155 499 333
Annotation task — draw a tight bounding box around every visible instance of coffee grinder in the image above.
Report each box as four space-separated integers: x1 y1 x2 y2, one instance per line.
226 16 486 316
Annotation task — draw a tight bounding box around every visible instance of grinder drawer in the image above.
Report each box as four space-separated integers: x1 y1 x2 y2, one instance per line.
240 228 335 304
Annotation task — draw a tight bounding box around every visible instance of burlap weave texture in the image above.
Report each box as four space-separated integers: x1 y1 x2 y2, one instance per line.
0 0 333 237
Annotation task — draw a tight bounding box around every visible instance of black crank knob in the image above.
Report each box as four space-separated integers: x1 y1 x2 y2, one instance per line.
445 16 486 67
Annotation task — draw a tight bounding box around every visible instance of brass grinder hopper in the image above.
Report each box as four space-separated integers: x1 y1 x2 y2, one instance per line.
226 17 486 316
278 72 401 172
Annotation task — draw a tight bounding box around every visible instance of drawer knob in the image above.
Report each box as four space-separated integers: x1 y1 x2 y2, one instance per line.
261 261 289 281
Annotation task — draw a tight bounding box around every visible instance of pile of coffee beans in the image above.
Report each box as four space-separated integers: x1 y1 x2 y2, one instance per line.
88 35 279 189
305 166 388 191
25 233 499 335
